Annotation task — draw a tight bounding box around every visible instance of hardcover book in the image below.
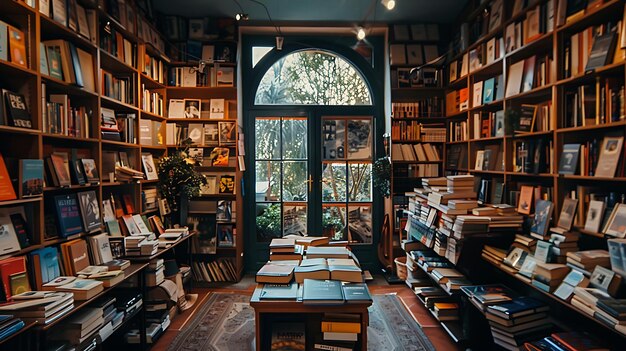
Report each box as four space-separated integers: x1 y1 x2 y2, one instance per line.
594 136 623 178
77 191 101 233
531 200 553 237
270 322 305 350
585 31 617 72
0 213 21 256
342 283 372 303
54 193 83 237
558 144 581 175
3 90 31 128
259 282 298 300
302 279 344 305
80 159 99 183
7 26 26 68
50 152 71 187
18 159 43 198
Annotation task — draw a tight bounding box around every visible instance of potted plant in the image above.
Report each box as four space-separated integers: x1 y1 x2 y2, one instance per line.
322 211 344 239
157 138 207 226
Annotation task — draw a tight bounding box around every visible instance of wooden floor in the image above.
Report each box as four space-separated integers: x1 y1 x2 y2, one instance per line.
151 277 461 351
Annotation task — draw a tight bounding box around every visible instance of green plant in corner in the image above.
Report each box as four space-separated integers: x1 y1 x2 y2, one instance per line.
373 157 391 198
157 138 207 215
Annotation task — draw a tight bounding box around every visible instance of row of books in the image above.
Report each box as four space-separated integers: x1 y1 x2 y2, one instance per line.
471 110 504 139
41 40 96 92
391 100 443 119
559 136 624 177
0 315 25 343
101 70 135 105
139 119 165 147
100 25 137 69
446 144 469 170
165 122 236 148
167 98 229 119
42 89 91 138
389 43 439 66
563 16 624 78
512 138 553 174
100 108 137 144
504 0 555 54
393 163 440 178
257 279 371 306
475 144 504 172
563 80 625 128
168 65 234 88
141 54 167 84
190 258 237 282
471 76 504 108
40 0 94 45
391 121 442 141
391 143 441 162
505 54 552 98
393 67 444 89
449 38 504 82
102 0 167 54
257 256 362 285
140 86 164 116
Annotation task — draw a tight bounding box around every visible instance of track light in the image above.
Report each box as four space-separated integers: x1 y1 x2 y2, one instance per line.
382 0 396 10
356 27 366 41
235 13 249 21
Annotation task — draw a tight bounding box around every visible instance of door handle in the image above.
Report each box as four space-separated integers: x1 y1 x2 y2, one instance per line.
307 175 313 192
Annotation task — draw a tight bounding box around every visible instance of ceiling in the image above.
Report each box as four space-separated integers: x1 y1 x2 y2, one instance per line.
151 0 469 24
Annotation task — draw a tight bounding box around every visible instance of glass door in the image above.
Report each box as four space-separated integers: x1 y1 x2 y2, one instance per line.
254 115 310 241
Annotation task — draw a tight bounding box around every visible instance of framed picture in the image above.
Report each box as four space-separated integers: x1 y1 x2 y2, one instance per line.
605 204 626 238
217 223 235 247
218 121 236 145
557 197 578 231
184 99 201 119
584 200 606 233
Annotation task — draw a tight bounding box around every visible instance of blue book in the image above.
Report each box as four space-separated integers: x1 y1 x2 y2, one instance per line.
0 319 24 341
19 159 43 198
342 283 372 303
30 247 61 283
260 283 297 300
54 194 83 237
487 297 549 319
482 78 495 104
302 279 344 305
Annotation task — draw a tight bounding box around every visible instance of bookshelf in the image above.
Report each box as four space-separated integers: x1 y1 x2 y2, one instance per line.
438 0 626 344
0 0 199 348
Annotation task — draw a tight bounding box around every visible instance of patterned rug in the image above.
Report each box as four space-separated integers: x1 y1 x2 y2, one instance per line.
167 292 435 351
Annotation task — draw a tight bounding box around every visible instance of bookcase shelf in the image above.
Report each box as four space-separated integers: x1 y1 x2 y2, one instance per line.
505 32 554 63
41 75 99 98
555 120 626 133
101 139 140 148
43 184 100 192
0 197 42 207
556 0 623 34
139 110 166 121
0 125 41 135
0 59 37 77
39 15 96 51
140 73 166 89
99 48 137 74
41 134 100 144
100 95 138 111
504 83 553 102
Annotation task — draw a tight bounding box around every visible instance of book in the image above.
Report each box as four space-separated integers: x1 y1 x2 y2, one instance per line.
8 210 30 249
141 154 158 180
49 152 71 187
7 26 26 68
0 213 22 256
557 197 578 231
0 256 26 300
259 283 298 300
594 136 623 178
270 322 305 350
0 155 16 203
341 283 372 303
302 279 344 305
209 99 225 119
3 90 31 128
531 200 553 237
585 31 617 72
256 262 295 284
558 144 580 175
18 160 43 198
487 297 549 319
55 279 103 300
54 194 83 237
77 191 101 233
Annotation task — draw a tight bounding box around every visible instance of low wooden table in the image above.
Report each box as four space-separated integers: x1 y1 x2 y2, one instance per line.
250 284 371 351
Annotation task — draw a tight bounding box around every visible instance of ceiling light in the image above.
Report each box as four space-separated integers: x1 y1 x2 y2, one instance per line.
382 0 396 10
356 27 366 41
235 13 249 21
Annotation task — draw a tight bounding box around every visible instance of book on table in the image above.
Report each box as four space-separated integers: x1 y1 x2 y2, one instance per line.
302 279 344 305
259 282 298 300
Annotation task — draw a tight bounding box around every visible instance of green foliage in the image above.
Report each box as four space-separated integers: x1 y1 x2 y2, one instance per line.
256 203 282 239
322 210 344 231
372 157 391 198
157 138 207 212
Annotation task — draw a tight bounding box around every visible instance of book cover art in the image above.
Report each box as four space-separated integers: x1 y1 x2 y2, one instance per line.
3 90 31 128
54 193 83 237
9 272 30 296
217 223 234 247
80 158 99 183
9 212 30 249
19 159 44 198
0 154 16 201
77 191 101 232
216 200 232 221
50 152 71 186
0 214 21 256
558 144 580 175
7 26 26 68
219 175 235 194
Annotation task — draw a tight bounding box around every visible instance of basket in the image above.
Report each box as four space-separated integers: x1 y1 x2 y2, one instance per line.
394 256 408 281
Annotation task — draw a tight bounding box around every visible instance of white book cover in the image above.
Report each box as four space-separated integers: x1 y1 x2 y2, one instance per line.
472 81 483 108
505 61 524 97
181 68 197 87
142 154 158 180
39 0 50 16
210 99 225 119
168 99 185 118
0 214 21 256
132 214 151 233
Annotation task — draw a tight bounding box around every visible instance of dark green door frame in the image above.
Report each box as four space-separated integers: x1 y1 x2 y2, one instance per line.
241 33 386 272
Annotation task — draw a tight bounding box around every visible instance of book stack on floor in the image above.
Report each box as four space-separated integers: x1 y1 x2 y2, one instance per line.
566 250 611 277
0 291 74 325
0 315 25 342
319 313 361 346
523 332 609 351
486 297 552 350
531 263 570 293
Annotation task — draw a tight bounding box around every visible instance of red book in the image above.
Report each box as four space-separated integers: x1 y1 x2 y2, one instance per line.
0 154 16 201
0 256 26 300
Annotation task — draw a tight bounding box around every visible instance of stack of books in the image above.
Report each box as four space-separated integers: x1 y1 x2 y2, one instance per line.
92 296 121 343
115 166 144 182
84 270 125 288
452 215 489 239
431 268 468 291
595 298 626 331
320 313 361 344
256 261 297 284
531 263 570 293
432 302 459 321
269 238 304 261
50 307 104 346
146 259 165 287
461 284 516 312
512 235 537 253
571 287 612 318
306 247 352 260
566 250 611 276
0 291 74 325
481 245 507 267
548 232 580 263
553 269 589 302
485 297 551 350
0 315 25 342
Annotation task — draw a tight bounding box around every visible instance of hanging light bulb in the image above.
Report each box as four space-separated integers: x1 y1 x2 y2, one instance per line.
356 27 366 41
235 13 249 21
382 0 396 10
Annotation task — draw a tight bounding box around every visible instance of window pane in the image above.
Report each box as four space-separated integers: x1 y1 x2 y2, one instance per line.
348 163 372 202
322 162 347 202
282 161 307 201
284 204 307 236
323 205 347 241
255 119 280 160
347 120 372 159
255 50 372 105
253 46 274 67
255 161 281 201
322 119 345 160
348 205 372 244
256 203 282 241
282 119 307 159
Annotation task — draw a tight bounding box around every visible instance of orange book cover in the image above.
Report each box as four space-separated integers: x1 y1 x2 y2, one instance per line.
8 26 27 68
434 302 459 310
0 154 17 201
0 256 26 300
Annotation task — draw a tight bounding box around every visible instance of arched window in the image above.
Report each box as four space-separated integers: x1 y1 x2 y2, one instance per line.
254 50 373 105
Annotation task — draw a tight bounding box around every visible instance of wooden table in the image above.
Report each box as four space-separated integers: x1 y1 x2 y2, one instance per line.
250 284 372 351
